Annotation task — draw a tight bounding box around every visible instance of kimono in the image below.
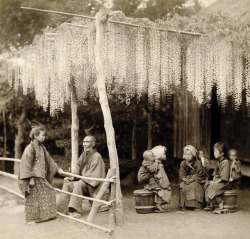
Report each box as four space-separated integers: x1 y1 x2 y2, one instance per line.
18 141 59 223
57 149 105 214
205 158 230 201
229 159 242 189
137 159 171 205
179 159 207 209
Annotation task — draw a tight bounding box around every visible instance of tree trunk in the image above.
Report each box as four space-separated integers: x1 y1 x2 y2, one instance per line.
69 78 79 173
147 108 153 150
131 106 138 161
14 108 26 174
95 10 123 225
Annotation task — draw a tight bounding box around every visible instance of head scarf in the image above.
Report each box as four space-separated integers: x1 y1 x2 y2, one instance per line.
151 145 167 160
183 145 197 159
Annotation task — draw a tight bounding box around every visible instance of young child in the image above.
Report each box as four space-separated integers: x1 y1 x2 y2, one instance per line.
228 149 242 188
205 142 230 211
18 126 64 224
198 149 212 180
137 148 171 212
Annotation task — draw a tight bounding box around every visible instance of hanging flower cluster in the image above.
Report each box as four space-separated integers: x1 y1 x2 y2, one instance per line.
6 13 250 114
186 37 248 110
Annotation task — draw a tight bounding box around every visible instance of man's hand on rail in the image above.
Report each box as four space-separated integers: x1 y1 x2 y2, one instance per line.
58 168 64 176
64 176 75 182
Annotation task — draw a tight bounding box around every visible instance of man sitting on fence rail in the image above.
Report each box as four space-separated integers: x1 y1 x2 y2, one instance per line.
57 135 105 218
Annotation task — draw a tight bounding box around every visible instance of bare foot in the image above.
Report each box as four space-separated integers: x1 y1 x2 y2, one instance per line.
68 211 81 219
26 221 36 226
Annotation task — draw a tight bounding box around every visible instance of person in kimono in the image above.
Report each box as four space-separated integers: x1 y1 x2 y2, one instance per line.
138 146 171 212
204 142 230 211
179 145 207 210
18 126 64 225
57 135 105 218
228 149 242 189
198 149 212 180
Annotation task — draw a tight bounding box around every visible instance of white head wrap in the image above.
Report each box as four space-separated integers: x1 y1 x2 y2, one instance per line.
151 145 167 160
183 145 197 159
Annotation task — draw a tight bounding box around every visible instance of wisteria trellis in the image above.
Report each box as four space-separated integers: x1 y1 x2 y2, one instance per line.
7 14 250 115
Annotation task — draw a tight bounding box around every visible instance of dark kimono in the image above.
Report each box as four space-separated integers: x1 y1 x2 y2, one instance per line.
138 159 171 205
205 158 230 201
18 141 59 222
229 160 242 189
179 159 207 209
57 149 105 214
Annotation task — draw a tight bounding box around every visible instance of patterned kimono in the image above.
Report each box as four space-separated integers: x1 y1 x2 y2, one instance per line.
179 159 207 209
205 158 230 201
57 149 105 214
18 141 59 223
137 159 171 205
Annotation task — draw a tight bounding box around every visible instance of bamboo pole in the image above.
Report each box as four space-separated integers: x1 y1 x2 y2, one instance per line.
0 171 18 179
20 7 203 36
0 185 24 199
68 78 79 173
87 168 115 223
62 171 115 182
54 188 112 206
0 170 114 205
0 160 114 182
57 212 113 234
0 185 113 234
95 9 123 225
0 158 21 163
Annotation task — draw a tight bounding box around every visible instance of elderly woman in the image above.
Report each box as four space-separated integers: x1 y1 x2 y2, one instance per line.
179 145 207 210
138 146 171 212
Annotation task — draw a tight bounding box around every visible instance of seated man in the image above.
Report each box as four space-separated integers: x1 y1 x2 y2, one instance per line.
57 135 105 218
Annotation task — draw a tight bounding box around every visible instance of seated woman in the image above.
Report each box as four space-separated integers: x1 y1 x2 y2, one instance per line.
179 145 207 210
204 142 230 211
137 146 171 212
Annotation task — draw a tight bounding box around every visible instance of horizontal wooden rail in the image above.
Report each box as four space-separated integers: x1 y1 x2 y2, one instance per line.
0 171 18 179
0 157 21 163
0 170 115 206
0 158 115 182
20 6 203 36
61 172 115 183
0 185 113 234
57 212 113 234
0 185 24 199
54 188 112 206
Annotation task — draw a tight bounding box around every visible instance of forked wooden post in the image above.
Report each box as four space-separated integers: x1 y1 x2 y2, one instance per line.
87 168 115 223
95 9 123 225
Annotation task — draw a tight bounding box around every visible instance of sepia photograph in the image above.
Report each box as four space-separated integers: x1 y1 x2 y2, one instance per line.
0 0 249 238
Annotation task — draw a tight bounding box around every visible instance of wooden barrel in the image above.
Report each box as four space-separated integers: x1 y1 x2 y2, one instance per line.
133 189 156 214
222 190 239 211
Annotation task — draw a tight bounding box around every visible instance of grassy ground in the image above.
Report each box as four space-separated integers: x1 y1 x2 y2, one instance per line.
1 176 250 239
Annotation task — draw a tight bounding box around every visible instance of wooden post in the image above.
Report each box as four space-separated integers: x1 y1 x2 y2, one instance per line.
147 109 153 150
95 9 123 225
131 105 138 161
87 168 115 223
14 108 26 174
68 77 79 173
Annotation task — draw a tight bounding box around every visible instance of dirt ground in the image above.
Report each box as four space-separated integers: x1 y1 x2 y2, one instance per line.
1 176 250 239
